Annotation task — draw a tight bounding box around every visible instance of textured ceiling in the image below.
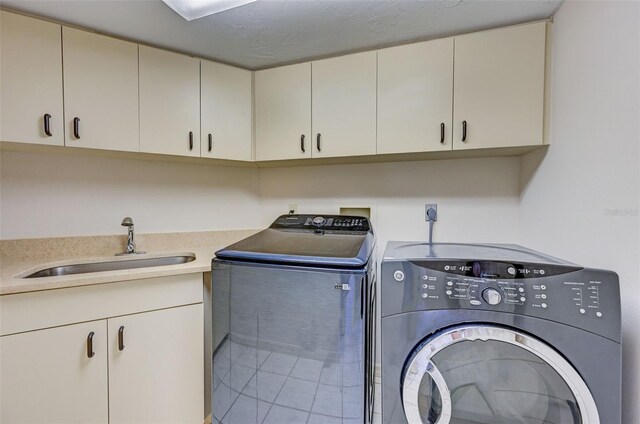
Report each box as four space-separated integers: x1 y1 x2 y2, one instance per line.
0 0 563 70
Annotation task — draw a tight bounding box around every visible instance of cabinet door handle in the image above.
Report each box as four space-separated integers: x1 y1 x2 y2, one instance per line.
208 133 212 152
73 117 80 139
189 131 193 150
87 331 95 358
118 326 125 351
44 114 52 137
300 134 305 153
461 120 467 142
316 133 321 152
440 123 445 144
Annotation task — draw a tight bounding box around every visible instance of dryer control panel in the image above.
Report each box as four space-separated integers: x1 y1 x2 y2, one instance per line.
382 259 621 341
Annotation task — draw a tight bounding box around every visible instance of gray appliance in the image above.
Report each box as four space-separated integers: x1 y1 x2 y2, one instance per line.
381 242 621 424
212 214 376 424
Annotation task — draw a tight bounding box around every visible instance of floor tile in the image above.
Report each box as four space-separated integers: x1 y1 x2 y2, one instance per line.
319 362 342 386
274 376 318 411
221 394 270 424
235 346 271 369
290 358 324 382
262 405 308 424
242 371 288 403
223 363 256 392
212 384 240 422
310 383 342 417
307 413 342 424
260 351 298 375
342 385 363 419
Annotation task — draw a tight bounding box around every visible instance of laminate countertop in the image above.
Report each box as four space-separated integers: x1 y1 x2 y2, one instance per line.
0 229 260 296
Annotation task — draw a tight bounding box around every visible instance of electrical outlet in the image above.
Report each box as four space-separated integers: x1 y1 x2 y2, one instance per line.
425 204 438 221
288 204 297 214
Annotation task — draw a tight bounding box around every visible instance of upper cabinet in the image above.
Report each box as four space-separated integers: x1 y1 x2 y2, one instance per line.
452 22 547 150
255 63 312 161
1 12 548 164
139 46 200 157
312 51 377 158
0 11 64 146
201 60 252 161
378 38 454 154
62 28 139 152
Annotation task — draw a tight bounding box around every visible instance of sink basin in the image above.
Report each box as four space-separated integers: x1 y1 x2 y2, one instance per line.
23 254 196 278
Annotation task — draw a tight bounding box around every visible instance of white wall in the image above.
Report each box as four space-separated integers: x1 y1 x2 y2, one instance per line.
0 150 262 239
260 157 522 252
520 1 640 421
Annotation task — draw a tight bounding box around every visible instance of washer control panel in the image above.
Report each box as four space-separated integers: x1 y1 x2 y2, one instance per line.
271 214 370 232
382 259 620 340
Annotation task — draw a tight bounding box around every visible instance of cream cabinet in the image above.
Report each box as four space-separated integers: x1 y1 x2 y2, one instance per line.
311 51 377 158
201 60 252 161
0 11 64 146
109 304 204 424
0 274 204 424
139 46 200 157
377 38 454 154
62 27 139 152
255 62 312 161
0 321 109 424
453 22 547 150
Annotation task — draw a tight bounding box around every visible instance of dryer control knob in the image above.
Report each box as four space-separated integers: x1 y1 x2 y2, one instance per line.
482 288 502 305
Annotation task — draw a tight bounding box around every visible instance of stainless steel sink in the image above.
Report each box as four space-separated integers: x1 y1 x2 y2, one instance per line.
23 254 196 278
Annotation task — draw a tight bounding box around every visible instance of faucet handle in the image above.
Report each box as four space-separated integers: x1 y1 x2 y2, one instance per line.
121 217 134 227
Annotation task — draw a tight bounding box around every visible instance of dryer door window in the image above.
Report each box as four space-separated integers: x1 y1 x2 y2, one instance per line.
402 325 600 424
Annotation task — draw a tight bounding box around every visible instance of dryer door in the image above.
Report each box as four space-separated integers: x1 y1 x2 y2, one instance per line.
402 325 599 424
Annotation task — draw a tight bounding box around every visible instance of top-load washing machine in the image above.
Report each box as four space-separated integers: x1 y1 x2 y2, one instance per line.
212 214 376 424
381 242 621 424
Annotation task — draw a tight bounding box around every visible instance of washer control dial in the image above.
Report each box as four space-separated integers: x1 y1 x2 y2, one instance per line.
482 288 502 305
312 216 326 226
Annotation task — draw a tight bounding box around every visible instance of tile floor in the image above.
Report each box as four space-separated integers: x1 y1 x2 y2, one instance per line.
213 338 381 424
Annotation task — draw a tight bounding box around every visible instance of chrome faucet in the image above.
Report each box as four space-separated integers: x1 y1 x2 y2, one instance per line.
118 217 144 255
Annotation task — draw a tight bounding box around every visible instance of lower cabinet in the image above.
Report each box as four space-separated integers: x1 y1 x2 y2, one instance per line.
0 300 203 424
108 304 204 424
0 320 109 424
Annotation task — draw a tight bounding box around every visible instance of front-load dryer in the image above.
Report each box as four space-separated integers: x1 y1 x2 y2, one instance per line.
381 242 621 424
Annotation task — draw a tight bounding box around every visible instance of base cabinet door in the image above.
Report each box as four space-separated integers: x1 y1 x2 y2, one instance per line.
0 11 64 146
108 304 204 424
0 320 109 424
453 22 547 150
139 46 200 157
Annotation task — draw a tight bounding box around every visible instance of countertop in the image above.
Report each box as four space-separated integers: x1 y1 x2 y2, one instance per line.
0 229 260 296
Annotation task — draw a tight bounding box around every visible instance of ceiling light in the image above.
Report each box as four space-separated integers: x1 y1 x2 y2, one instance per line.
162 0 257 21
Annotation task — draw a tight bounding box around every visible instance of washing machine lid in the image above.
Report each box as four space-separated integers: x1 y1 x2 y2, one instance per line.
384 242 575 266
215 214 375 268
402 324 600 424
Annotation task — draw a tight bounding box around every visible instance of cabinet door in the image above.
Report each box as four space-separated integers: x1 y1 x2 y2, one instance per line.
0 321 108 424
108 304 204 424
453 22 546 150
63 27 139 152
201 60 252 161
378 38 454 154
0 11 64 146
312 51 377 158
255 62 311 161
139 46 200 157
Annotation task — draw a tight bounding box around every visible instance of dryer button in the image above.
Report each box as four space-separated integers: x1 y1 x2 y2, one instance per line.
393 270 405 282
470 300 482 306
